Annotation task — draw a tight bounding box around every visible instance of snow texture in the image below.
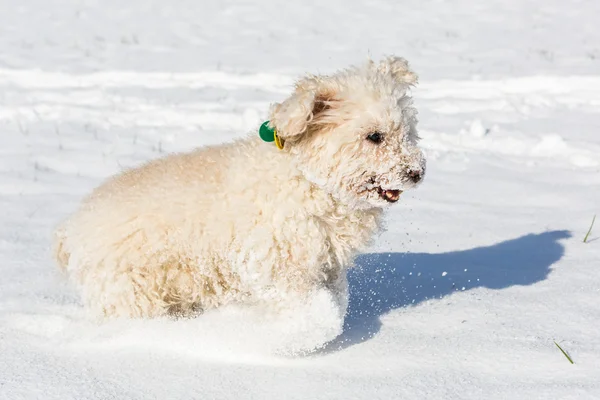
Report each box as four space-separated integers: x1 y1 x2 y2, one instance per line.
1 0 599 399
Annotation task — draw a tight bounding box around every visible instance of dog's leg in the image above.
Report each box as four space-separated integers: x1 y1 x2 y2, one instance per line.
262 274 348 355
79 268 168 318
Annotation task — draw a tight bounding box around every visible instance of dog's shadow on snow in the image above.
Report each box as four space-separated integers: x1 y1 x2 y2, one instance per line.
323 230 571 352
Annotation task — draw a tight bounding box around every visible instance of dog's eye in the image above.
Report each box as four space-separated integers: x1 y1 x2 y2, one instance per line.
367 132 383 144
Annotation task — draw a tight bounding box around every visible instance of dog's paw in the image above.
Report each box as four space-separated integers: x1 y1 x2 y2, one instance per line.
267 288 346 356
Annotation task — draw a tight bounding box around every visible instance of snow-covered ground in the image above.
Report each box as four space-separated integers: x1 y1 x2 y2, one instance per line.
1 0 599 398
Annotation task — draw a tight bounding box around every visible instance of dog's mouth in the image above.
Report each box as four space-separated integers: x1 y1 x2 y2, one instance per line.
376 187 402 203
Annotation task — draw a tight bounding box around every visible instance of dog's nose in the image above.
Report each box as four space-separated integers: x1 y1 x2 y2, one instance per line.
408 170 422 183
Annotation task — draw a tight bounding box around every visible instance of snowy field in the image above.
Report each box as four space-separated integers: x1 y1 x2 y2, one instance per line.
1 0 600 399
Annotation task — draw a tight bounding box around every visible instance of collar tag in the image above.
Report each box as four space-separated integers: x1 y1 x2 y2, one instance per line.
259 121 284 150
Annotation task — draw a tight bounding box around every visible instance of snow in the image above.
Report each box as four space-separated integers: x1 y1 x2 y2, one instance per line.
1 0 600 398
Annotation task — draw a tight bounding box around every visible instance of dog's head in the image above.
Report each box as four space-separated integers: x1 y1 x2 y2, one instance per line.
269 56 426 209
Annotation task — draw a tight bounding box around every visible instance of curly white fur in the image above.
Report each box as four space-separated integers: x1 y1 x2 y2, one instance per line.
53 56 426 353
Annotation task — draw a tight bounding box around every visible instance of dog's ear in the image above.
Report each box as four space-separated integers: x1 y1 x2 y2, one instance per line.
375 56 418 86
269 77 339 142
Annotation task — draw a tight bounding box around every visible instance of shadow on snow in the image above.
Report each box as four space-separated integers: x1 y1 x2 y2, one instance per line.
323 230 571 352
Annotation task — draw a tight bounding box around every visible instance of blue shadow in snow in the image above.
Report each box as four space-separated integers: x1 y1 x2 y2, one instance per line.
324 230 571 351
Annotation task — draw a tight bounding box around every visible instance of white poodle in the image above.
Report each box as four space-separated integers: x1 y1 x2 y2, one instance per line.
53 56 426 353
